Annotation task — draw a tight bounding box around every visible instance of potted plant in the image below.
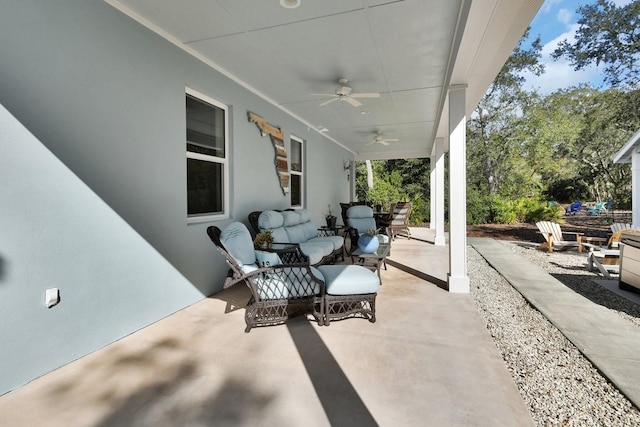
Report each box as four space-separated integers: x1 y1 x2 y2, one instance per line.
325 204 337 229
358 228 380 253
253 230 274 249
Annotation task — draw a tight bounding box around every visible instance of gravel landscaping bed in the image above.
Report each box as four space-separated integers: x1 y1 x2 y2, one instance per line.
468 243 640 426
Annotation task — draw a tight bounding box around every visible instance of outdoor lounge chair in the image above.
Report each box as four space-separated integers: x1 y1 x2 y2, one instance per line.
583 229 640 279
208 222 380 331
346 205 390 253
208 222 325 332
586 201 607 216
565 201 582 215
535 221 583 253
611 223 639 233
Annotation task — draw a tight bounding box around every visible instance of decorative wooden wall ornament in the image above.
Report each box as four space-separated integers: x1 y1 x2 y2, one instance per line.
248 112 290 194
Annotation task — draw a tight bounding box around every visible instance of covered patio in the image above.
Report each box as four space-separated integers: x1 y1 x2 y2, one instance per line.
1 0 546 404
0 235 534 426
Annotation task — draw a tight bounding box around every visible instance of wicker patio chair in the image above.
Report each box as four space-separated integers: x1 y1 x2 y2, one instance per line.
207 222 325 332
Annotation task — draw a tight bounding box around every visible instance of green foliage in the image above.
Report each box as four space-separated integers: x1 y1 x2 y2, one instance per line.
488 197 563 224
552 0 640 88
466 185 493 224
355 26 640 228
365 228 379 236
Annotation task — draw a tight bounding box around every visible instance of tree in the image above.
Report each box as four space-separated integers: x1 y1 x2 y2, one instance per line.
552 0 640 88
570 88 640 207
467 28 544 196
520 86 640 206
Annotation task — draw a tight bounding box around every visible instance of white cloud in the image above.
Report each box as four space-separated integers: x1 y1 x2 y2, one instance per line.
556 8 573 25
521 60 603 95
541 0 563 14
611 0 633 6
541 24 579 56
522 24 604 94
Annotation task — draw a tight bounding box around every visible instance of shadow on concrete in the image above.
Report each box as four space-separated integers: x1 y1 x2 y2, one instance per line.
208 282 247 314
385 258 448 290
287 320 379 427
552 273 640 321
48 336 276 426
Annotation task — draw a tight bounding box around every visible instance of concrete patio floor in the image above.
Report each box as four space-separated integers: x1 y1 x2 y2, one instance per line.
0 231 534 427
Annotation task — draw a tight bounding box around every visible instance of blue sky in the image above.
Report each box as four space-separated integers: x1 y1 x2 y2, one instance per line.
522 0 632 94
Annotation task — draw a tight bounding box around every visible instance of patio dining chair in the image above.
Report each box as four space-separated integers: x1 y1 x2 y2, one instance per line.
384 202 412 240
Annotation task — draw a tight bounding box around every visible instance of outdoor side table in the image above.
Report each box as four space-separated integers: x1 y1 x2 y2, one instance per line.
319 225 347 237
580 236 608 252
350 243 390 284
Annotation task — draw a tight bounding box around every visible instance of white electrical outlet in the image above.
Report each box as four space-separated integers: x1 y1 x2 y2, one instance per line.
45 288 59 308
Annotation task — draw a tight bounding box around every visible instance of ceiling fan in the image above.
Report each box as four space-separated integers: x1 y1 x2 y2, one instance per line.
367 132 399 146
311 78 380 107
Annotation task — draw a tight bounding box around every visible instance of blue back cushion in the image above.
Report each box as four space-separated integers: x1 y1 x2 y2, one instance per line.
259 210 284 229
271 227 290 243
281 210 301 226
302 221 318 240
286 224 307 243
220 222 255 265
346 205 375 233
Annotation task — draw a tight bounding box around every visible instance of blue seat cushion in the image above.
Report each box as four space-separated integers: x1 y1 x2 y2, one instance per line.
307 235 344 250
297 243 324 265
301 241 334 257
318 265 380 295
255 250 282 267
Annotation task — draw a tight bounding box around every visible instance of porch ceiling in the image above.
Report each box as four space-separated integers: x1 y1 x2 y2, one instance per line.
107 0 542 160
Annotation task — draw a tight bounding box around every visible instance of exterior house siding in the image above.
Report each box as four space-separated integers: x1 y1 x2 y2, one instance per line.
0 0 351 395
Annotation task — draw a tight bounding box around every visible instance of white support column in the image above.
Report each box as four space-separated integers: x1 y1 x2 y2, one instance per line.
349 160 356 202
633 151 640 227
448 85 469 293
433 137 446 246
430 155 436 229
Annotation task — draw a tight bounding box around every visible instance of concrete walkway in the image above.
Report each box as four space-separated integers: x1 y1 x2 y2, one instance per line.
471 238 640 409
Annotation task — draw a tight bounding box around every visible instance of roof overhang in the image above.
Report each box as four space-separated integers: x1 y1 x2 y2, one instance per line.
613 129 640 164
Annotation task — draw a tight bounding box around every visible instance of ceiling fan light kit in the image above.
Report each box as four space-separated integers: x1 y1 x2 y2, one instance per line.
279 0 301 9
311 78 380 108
367 132 399 146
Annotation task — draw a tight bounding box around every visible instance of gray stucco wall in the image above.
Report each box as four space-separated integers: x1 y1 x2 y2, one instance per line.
0 0 351 395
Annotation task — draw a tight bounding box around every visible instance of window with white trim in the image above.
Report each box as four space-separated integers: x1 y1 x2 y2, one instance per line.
290 135 304 207
186 89 229 221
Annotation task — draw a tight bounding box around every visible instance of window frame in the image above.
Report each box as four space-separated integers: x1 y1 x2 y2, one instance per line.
185 87 230 223
289 134 304 208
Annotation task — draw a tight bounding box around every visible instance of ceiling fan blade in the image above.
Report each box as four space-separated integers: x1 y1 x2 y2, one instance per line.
380 141 390 146
319 97 339 106
344 97 362 107
350 93 381 98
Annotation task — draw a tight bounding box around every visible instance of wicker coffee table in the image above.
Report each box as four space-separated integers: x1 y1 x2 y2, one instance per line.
350 243 390 284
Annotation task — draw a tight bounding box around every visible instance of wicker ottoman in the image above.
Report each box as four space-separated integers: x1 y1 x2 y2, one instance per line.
317 265 380 325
